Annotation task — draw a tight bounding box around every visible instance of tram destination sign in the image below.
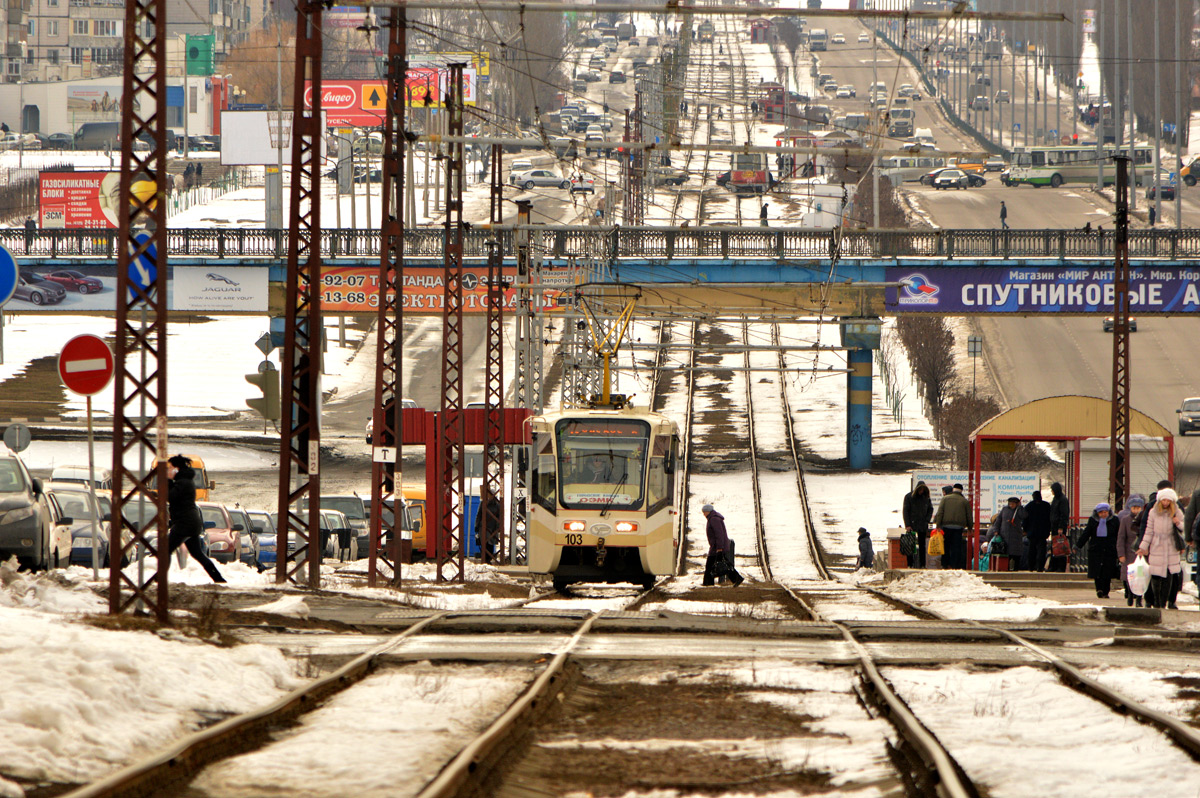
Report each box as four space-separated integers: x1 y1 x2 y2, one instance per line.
885 265 1200 314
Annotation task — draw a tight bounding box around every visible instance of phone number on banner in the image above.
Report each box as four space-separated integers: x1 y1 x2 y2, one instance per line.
321 266 558 313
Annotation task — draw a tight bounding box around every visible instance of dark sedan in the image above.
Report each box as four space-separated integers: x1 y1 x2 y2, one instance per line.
46 133 74 150
40 270 103 294
13 275 66 305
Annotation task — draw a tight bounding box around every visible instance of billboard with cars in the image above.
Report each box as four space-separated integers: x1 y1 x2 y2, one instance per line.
3 265 268 312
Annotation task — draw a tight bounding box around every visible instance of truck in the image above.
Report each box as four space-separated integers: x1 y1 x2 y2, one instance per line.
983 39 1003 61
809 28 828 51
617 21 635 41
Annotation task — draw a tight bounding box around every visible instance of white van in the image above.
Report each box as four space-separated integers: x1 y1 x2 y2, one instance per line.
914 128 936 147
50 465 113 491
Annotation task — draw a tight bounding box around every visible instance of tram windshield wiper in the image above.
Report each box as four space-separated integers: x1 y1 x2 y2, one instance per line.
599 471 628 517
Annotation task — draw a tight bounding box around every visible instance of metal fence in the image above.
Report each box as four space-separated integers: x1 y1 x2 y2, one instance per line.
8 226 1200 261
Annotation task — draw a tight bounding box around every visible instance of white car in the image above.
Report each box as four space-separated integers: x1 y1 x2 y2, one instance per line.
507 159 534 185
858 32 870 43
932 168 968 190
512 169 570 190
832 33 846 44
570 174 596 194
836 85 855 99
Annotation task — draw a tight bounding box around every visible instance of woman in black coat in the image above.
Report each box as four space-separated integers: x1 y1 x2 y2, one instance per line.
166 455 226 583
1075 502 1119 598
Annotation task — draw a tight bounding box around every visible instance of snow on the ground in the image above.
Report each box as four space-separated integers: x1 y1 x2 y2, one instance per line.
872 569 1077 622
189 664 534 798
0 560 301 796
1082 665 1200 727
885 666 1200 797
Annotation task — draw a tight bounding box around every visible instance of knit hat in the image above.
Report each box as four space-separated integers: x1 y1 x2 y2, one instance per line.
1094 502 1111 513
1127 494 1146 507
701 503 714 513
167 454 191 468
1157 488 1178 504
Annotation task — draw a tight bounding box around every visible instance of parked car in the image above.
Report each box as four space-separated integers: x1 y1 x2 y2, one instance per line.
320 508 354 560
1177 397 1200 435
365 396 418 443
570 174 596 194
226 506 258 567
932 168 969 189
13 275 66 305
0 453 56 571
197 502 241 564
507 159 534 185
43 493 77 570
1102 317 1138 333
649 165 689 186
512 169 570 190
46 132 74 150
51 465 112 489
247 510 277 564
352 134 384 155
48 486 116 567
322 496 368 559
39 270 104 294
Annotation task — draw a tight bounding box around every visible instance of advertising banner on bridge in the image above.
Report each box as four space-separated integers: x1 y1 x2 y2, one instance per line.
911 471 1041 519
3 265 268 313
886 266 1200 314
320 266 564 314
38 172 121 229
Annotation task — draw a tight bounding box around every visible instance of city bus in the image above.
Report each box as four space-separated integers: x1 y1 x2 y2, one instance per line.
1007 144 1153 188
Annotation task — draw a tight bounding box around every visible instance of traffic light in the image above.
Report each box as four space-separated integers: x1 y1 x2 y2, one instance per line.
246 363 280 421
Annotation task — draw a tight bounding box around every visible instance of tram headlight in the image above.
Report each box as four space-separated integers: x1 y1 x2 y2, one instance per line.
615 522 638 533
564 521 586 532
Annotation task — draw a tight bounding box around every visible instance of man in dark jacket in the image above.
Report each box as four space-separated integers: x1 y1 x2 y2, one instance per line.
23 217 34 253
933 483 972 569
902 481 933 568
1049 482 1070 535
474 491 502 563
1024 491 1052 571
701 504 743 587
166 455 225 583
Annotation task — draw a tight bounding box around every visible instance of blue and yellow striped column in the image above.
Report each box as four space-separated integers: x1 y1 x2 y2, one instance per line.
846 348 873 470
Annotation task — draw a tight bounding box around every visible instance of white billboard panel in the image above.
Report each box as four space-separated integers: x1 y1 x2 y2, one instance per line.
910 470 1042 520
220 110 328 166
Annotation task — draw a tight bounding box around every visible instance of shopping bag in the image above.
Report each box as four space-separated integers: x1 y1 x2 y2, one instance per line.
1127 555 1151 597
989 533 1007 556
928 530 945 557
899 531 916 557
1051 533 1071 558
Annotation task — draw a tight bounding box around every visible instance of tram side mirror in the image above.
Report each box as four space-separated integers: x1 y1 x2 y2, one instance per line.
664 449 676 475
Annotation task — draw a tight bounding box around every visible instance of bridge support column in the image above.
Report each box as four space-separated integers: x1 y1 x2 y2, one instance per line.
846 349 873 470
840 319 882 471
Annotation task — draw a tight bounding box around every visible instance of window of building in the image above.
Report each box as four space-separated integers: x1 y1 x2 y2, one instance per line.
74 20 88 35
25 50 34 65
93 20 118 37
48 49 58 64
48 20 58 37
48 0 59 6
7 61 20 77
70 47 83 65
189 85 197 114
27 19 34 36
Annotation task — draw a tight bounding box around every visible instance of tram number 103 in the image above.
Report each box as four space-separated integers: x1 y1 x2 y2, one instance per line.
563 534 605 546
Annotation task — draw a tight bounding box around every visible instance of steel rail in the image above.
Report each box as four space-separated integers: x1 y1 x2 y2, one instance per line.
741 320 770 582
414 612 602 798
63 612 449 798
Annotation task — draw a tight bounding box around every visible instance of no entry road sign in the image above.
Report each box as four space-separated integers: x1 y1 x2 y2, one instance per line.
58 334 114 396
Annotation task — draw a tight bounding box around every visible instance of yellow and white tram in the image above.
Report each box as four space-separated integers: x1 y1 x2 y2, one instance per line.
526 405 680 591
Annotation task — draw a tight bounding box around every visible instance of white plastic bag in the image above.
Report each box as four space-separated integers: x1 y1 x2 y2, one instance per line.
1127 555 1151 597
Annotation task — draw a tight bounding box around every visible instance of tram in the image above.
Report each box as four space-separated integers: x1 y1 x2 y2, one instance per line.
697 21 715 42
526 401 681 591
729 152 773 194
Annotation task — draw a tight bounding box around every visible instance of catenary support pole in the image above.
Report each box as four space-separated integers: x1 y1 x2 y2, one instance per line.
846 348 872 470
1108 156 1131 508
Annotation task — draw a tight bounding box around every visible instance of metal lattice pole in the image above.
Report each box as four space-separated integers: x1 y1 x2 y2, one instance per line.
481 142 506 564
511 200 537 565
110 0 169 620
1108 156 1131 510
436 63 467 582
631 91 646 226
276 1 324 589
368 7 407 588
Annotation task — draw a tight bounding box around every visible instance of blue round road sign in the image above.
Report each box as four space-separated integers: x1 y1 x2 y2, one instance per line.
0 244 18 307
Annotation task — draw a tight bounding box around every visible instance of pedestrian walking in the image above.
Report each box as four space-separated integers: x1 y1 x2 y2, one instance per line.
474 491 502 563
196 162 203 182
1136 488 1185 609
1024 490 1051 571
701 503 743 587
1184 487 1200 589
23 216 35 254
759 202 769 227
1148 205 1156 226
1133 479 1173 541
933 483 971 569
855 527 875 570
988 496 1027 572
902 481 933 568
1116 494 1147 606
1076 502 1120 598
999 200 1009 230
184 162 195 190
165 455 226 583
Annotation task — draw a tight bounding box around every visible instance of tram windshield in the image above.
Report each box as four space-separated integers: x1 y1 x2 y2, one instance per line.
555 418 650 510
